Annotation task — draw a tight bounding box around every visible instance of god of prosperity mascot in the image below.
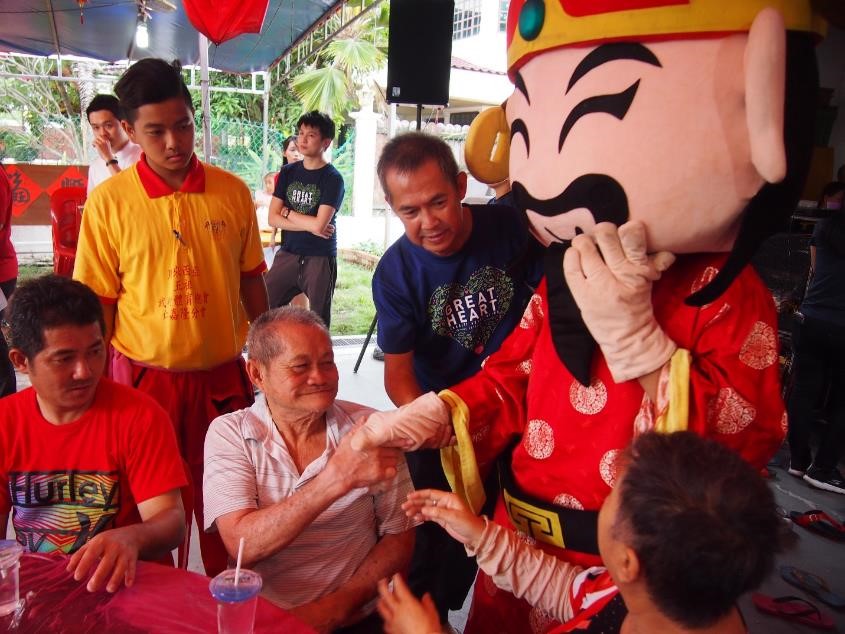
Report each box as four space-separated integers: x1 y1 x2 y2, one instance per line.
355 2 823 632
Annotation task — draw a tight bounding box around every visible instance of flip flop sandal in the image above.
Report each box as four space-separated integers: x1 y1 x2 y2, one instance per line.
752 593 835 630
780 565 845 609
789 509 845 542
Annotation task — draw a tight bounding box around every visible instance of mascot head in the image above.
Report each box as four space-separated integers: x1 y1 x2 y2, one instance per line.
466 0 822 305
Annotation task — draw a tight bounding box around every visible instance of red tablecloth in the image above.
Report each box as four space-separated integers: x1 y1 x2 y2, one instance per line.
1 554 315 633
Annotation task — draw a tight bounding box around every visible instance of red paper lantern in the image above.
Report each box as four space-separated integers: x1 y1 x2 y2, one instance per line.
183 0 269 46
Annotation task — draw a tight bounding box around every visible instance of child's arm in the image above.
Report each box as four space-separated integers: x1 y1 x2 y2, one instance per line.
404 489 583 623
377 574 444 634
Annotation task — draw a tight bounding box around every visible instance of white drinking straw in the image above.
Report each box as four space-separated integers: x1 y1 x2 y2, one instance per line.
235 537 245 588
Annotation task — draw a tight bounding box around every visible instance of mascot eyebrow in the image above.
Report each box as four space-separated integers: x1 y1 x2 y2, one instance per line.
511 42 662 155
566 42 661 93
558 43 662 150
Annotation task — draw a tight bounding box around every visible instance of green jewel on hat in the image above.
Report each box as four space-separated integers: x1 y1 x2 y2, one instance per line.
519 0 545 41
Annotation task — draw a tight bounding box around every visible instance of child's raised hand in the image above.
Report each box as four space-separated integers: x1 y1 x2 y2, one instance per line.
402 489 486 548
377 574 442 634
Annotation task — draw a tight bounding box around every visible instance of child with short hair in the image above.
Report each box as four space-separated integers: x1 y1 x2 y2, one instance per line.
378 431 782 633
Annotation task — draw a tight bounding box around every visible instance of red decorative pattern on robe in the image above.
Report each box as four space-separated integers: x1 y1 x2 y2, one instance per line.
452 253 785 634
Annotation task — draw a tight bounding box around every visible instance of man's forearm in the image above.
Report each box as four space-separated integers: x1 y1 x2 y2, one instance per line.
384 353 424 407
268 197 309 232
123 506 185 561
268 214 306 231
296 530 415 628
240 274 269 322
220 471 349 567
285 212 331 234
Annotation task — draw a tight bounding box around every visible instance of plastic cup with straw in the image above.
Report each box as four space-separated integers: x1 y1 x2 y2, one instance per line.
209 537 262 634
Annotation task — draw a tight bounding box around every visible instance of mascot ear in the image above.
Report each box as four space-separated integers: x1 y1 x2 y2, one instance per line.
465 106 510 185
745 7 787 184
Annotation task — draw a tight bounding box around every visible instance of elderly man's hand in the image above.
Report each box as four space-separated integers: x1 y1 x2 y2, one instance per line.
67 526 140 593
350 392 452 452
327 428 403 491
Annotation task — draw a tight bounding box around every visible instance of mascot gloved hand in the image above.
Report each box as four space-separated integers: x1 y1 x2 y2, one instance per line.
352 392 452 451
564 221 676 383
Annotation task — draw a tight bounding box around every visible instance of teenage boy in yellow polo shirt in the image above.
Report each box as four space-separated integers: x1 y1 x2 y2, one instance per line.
73 58 269 577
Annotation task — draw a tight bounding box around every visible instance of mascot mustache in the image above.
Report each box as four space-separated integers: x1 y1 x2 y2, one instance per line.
512 174 630 386
511 174 629 238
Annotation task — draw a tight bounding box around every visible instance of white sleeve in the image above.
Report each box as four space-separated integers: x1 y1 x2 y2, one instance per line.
203 414 259 532
466 520 582 622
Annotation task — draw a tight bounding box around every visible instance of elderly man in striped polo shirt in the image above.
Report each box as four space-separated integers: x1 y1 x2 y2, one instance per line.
203 307 415 633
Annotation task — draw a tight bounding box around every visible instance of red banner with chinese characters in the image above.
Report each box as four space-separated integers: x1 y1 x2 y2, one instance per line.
183 0 269 46
5 164 88 225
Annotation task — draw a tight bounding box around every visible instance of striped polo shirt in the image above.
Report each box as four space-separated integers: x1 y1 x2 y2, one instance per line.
203 395 416 611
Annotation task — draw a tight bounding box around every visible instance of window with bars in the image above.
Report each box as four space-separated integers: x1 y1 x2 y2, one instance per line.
499 0 509 31
453 0 482 40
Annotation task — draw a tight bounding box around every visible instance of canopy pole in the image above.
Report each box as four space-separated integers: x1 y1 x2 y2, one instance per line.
199 33 212 161
262 72 271 178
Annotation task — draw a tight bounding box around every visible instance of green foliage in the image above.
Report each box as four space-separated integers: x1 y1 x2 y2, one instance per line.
325 39 384 75
269 83 303 135
332 259 376 335
17 264 51 282
291 66 349 117
350 240 385 257
290 4 387 125
0 56 85 162
0 130 38 162
331 129 355 216
204 117 287 188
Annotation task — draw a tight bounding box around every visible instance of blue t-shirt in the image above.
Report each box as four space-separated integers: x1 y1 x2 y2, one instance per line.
373 204 541 393
801 216 845 326
274 161 344 257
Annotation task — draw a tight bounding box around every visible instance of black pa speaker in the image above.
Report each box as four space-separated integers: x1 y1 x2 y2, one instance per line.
387 0 454 106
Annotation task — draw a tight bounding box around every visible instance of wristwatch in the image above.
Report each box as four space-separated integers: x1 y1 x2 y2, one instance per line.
106 158 118 166
282 208 291 219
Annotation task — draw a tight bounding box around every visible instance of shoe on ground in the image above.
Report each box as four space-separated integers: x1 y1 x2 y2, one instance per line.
803 466 845 495
787 462 808 478
372 346 385 361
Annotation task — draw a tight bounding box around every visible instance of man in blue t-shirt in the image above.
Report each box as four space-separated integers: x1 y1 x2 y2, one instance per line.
372 132 541 624
266 111 345 327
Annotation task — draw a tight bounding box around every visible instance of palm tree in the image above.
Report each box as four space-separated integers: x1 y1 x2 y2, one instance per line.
290 2 388 121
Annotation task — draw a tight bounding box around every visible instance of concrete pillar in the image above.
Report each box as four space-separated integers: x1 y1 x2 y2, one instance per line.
349 84 379 220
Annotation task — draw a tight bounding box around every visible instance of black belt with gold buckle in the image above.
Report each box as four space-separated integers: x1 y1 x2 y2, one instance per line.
499 462 599 555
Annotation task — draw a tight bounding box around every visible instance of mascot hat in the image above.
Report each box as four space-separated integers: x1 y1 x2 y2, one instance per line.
507 0 822 77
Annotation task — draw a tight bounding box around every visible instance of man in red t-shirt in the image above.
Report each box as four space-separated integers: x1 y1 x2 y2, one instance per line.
0 275 186 593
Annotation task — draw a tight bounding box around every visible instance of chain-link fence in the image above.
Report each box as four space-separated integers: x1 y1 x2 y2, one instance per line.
0 107 356 217
203 116 285 192
202 117 355 216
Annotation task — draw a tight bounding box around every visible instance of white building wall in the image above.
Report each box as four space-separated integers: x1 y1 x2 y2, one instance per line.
450 0 508 73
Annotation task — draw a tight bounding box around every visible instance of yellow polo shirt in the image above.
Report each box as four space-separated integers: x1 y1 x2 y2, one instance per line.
74 154 266 370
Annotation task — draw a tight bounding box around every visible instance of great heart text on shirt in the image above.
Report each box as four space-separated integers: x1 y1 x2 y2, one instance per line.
429 267 515 353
